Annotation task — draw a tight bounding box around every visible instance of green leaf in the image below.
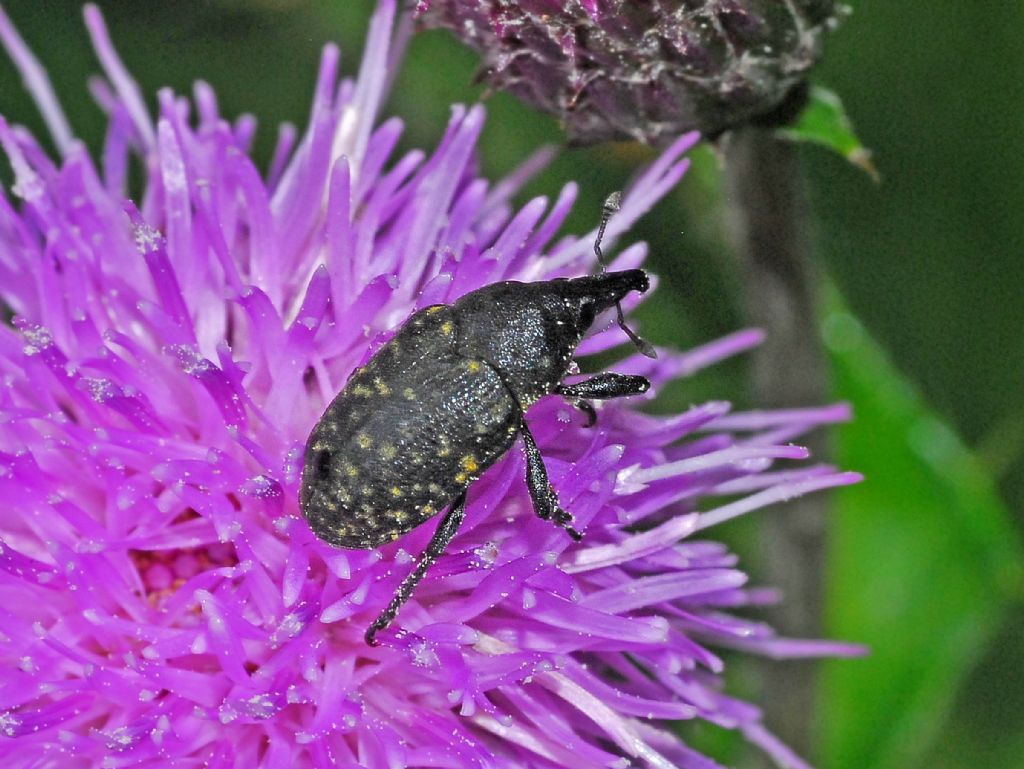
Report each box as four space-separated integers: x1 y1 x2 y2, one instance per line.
780 86 879 181
819 291 1024 769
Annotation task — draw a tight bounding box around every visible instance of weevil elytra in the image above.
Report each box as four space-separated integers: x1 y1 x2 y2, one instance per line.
300 193 655 644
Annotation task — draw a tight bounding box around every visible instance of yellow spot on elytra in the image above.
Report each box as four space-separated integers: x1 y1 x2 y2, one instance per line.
352 384 373 397
390 486 403 498
392 510 409 523
403 388 416 400
466 360 481 373
441 321 454 335
460 455 479 473
426 306 444 314
454 472 468 484
380 443 397 460
356 433 372 449
438 446 451 458
373 377 391 396
312 441 329 452
336 525 348 536
343 463 358 477
422 504 435 515
390 531 400 541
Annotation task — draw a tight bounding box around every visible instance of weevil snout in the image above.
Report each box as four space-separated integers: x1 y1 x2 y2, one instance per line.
590 268 649 313
562 269 648 313
563 269 656 357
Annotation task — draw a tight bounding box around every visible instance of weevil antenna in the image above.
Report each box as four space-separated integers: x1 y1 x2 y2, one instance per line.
595 191 657 358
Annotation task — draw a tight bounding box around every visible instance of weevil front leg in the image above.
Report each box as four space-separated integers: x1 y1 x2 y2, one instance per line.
556 373 650 426
518 419 582 541
365 490 467 646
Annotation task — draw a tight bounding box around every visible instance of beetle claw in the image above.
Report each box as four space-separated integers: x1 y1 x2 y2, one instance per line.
576 399 598 427
549 503 582 541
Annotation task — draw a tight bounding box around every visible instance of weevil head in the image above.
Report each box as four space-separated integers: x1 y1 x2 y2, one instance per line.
559 269 650 331
559 269 657 359
451 269 651 403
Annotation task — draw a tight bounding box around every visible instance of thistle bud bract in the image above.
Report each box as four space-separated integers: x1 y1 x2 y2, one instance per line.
418 0 840 143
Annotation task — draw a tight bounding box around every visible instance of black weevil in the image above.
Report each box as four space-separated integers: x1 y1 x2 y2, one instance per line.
300 193 655 644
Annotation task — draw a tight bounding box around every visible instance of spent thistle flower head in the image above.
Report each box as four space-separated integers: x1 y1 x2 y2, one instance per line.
417 0 842 143
0 2 860 767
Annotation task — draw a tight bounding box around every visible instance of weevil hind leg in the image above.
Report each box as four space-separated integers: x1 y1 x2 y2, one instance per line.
365 490 468 646
519 419 582 541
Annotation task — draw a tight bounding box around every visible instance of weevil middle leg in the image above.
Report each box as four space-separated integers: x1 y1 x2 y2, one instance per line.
518 418 582 541
483 360 584 540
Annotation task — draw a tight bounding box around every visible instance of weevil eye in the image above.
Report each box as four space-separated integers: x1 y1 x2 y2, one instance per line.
578 301 596 330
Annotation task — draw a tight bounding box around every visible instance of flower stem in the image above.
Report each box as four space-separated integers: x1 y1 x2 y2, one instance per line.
725 126 829 760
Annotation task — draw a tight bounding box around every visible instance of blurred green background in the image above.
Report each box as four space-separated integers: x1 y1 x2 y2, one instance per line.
1 1 1021 767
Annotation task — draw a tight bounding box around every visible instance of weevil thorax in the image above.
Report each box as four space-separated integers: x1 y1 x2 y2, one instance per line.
453 269 649 405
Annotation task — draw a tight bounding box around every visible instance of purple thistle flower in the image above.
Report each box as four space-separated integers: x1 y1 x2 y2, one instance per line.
0 3 861 768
